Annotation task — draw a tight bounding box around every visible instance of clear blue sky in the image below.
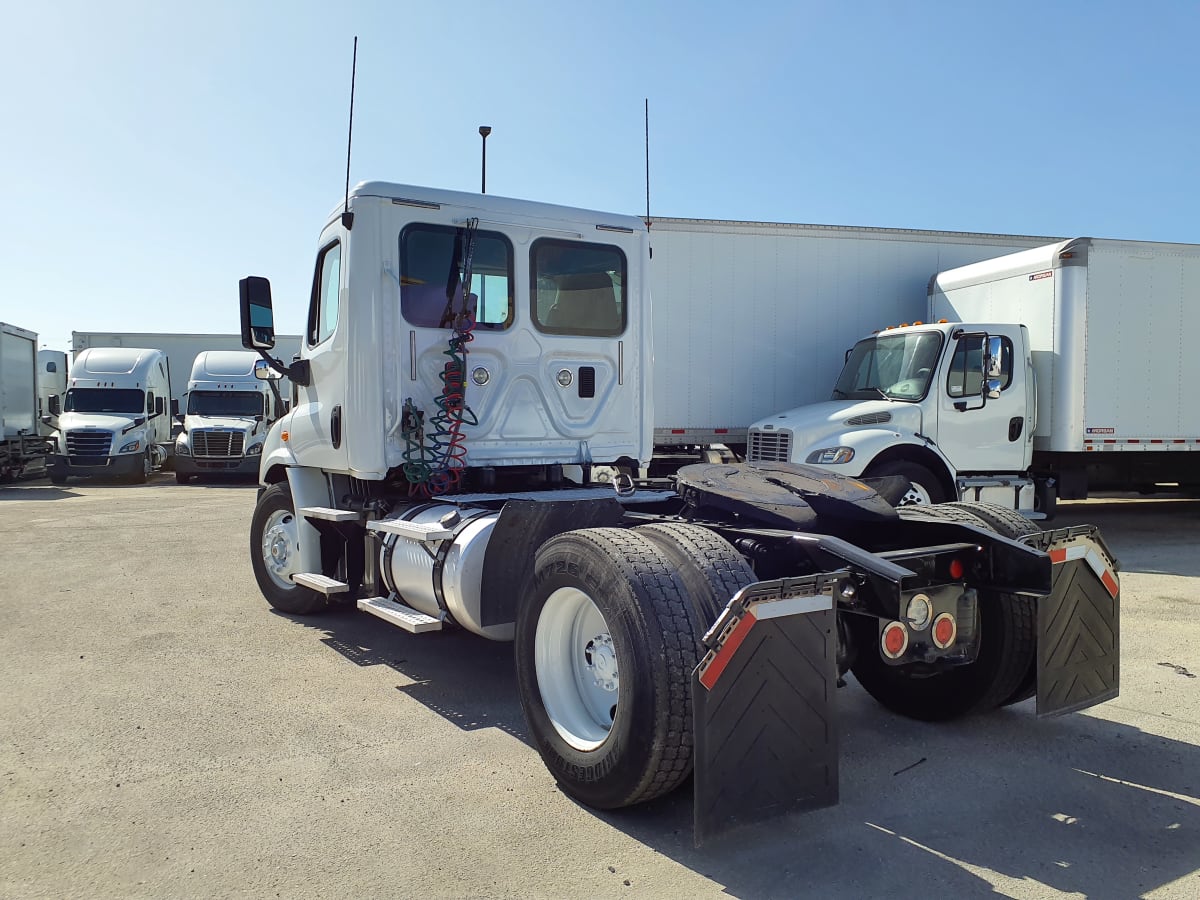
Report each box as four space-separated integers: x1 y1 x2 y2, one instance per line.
3 0 1197 352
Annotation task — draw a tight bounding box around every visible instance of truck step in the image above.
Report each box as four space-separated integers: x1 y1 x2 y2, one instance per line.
357 596 444 633
367 519 454 542
292 572 350 594
300 506 363 522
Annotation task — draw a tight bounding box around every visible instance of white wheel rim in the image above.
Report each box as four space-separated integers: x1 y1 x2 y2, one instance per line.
534 587 618 752
261 508 300 591
898 481 934 506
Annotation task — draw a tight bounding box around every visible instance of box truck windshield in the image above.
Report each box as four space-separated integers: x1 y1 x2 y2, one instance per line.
832 331 943 401
64 388 144 414
187 391 264 417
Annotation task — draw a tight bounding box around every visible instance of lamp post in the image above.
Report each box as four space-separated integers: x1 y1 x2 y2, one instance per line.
479 125 492 194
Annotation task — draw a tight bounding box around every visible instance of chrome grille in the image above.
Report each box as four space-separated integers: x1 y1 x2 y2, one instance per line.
747 429 791 462
66 430 113 456
192 429 245 458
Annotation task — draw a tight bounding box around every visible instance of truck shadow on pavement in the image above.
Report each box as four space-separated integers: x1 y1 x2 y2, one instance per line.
0 485 78 501
1056 498 1200 577
285 605 1200 899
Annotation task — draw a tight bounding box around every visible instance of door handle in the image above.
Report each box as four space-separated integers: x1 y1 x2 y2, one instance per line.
331 405 342 449
1008 416 1023 442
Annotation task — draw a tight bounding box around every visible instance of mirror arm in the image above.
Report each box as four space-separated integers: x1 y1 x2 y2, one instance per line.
255 348 310 386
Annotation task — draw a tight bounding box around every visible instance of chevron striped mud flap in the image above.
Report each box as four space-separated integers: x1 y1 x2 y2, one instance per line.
1036 528 1120 718
692 575 842 846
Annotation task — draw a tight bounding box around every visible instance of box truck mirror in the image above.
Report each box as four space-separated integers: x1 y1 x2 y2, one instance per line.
240 276 276 350
986 379 1002 400
48 395 61 416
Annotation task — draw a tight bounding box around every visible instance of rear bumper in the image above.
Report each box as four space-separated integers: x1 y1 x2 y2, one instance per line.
175 454 259 476
49 453 142 479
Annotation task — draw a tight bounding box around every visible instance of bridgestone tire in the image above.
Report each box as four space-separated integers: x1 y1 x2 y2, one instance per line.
851 503 1037 721
942 501 1041 706
514 528 703 810
867 460 946 505
634 522 757 632
249 481 327 616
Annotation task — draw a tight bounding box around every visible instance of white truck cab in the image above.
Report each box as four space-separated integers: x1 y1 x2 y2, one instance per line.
47 347 173 484
748 321 1039 510
174 350 285 483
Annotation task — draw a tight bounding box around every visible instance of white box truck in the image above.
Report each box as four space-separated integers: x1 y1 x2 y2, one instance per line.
229 180 1120 843
746 236 1200 511
644 218 1054 466
1 323 52 480
72 331 302 411
46 347 174 484
174 350 289 483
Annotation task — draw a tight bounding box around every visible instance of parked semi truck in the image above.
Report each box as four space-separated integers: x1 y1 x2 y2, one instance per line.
37 349 69 438
235 181 1119 842
72 331 302 413
175 350 288 483
747 236 1200 511
1 323 52 481
46 347 174 484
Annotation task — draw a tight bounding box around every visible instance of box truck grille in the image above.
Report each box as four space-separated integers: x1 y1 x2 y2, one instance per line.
192 430 245 458
66 430 113 458
747 429 791 462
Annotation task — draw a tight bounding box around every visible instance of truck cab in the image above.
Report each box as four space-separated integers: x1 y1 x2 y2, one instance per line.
748 321 1040 510
174 350 286 483
46 347 173 484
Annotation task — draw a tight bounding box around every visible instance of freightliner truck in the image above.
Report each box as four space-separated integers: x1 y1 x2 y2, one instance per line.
237 181 1120 843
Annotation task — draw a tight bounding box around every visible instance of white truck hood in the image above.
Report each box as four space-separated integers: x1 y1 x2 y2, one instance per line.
754 399 922 436
185 415 261 434
57 412 144 434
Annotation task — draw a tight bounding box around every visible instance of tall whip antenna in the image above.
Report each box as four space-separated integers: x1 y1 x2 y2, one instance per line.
342 36 358 229
644 98 651 233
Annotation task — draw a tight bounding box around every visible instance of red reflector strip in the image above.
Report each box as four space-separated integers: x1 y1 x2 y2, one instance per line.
698 611 757 691
671 429 685 434
1049 544 1119 599
714 428 728 434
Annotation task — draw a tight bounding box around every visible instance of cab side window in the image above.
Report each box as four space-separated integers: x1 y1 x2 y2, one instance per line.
307 241 341 346
946 335 1013 397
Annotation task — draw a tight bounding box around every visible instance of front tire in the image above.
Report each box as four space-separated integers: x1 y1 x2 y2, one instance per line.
514 528 702 810
868 460 946 505
249 482 326 615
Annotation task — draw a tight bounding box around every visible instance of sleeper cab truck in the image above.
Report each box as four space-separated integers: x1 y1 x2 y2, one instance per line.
174 349 286 483
46 347 173 484
236 182 1120 843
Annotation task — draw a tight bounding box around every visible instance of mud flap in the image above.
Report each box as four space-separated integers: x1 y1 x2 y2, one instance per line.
1035 528 1120 717
692 574 842 846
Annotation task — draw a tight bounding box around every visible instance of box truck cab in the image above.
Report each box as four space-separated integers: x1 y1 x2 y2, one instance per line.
747 320 1041 511
47 347 173 484
37 349 69 438
174 350 285 483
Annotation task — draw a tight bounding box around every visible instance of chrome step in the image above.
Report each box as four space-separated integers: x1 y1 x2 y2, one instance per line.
292 572 349 594
300 506 363 522
367 519 454 542
357 596 444 633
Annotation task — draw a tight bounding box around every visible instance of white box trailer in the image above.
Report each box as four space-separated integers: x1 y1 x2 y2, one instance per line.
72 331 302 410
1 323 51 479
930 237 1200 497
646 219 1056 453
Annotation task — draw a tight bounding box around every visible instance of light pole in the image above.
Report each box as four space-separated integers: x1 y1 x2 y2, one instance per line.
479 125 492 194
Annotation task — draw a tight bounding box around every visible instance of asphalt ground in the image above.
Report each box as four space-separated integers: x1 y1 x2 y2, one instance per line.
1 475 1197 899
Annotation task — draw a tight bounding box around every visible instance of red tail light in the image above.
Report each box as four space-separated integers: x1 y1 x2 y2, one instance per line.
881 621 909 659
932 613 957 649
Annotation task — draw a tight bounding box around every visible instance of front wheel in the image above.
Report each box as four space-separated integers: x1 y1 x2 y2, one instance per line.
249 481 326 615
514 528 702 810
867 460 946 505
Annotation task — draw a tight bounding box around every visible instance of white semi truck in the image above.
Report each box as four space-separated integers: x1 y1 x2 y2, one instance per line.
46 347 174 484
747 237 1200 512
234 181 1120 843
174 350 288 483
72 331 302 412
37 349 69 438
1 323 52 481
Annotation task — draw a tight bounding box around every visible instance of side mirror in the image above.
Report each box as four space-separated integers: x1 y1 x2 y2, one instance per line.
240 276 276 350
986 379 1002 400
156 397 166 416
41 414 53 427
171 398 180 417
48 395 61 416
253 358 281 381
147 392 156 415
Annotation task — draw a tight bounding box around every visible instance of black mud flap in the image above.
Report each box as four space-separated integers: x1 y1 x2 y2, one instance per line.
692 574 842 846
1035 528 1120 717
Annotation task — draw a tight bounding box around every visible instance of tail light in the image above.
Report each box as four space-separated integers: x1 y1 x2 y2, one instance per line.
932 612 957 649
881 620 909 659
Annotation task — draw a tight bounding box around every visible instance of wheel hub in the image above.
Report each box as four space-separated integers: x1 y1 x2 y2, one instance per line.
584 634 618 692
261 510 298 587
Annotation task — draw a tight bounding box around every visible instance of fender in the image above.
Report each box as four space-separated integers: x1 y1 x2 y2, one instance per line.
257 411 299 485
807 428 957 483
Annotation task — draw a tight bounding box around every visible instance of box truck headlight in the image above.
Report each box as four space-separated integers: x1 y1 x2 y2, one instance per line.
119 439 142 454
175 438 191 457
247 443 263 456
806 446 855 464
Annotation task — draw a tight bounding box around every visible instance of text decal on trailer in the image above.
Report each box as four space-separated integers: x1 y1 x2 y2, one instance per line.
1029 270 1053 281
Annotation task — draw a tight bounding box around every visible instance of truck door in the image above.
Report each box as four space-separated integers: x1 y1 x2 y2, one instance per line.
934 326 1032 473
286 237 349 472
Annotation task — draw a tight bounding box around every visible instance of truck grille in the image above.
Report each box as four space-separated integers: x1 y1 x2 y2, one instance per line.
66 430 113 457
192 429 245 458
747 429 791 462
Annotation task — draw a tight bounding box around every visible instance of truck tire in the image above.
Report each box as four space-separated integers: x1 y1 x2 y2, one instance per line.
175 471 190 485
867 460 946 505
634 522 757 631
128 449 152 485
851 503 1036 720
49 473 67 486
514 528 702 810
942 501 1041 707
249 481 327 615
